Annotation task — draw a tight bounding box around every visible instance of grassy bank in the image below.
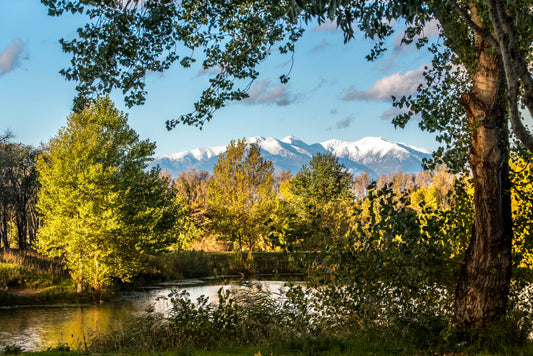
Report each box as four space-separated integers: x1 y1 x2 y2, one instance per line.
0 249 108 306
0 249 67 288
146 250 306 281
12 326 533 356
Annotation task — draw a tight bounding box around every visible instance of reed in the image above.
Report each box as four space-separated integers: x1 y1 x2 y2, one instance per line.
0 249 68 289
0 249 66 277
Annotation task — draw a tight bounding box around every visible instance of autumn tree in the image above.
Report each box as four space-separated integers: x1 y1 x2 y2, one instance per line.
353 171 372 201
411 168 457 211
41 0 533 326
208 139 277 262
36 97 186 294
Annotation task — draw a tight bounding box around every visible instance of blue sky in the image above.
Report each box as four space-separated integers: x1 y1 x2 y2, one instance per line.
1 0 440 156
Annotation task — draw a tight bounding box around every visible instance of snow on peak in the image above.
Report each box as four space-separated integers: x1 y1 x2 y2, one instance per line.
281 135 302 144
151 136 432 178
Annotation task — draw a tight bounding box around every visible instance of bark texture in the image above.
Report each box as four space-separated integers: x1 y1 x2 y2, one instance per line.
454 42 513 326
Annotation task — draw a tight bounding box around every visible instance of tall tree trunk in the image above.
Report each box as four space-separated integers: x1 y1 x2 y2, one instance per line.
16 211 27 250
1 211 9 251
454 42 513 326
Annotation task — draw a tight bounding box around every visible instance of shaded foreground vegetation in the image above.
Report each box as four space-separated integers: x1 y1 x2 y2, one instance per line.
6 280 533 356
3 242 533 355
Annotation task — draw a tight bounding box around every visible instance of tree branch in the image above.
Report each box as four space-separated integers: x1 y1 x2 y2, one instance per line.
485 0 533 152
448 0 499 50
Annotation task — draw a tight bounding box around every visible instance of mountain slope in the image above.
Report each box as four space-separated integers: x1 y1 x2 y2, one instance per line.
151 136 432 178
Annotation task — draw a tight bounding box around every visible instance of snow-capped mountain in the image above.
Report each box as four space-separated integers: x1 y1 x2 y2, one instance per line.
151 136 432 178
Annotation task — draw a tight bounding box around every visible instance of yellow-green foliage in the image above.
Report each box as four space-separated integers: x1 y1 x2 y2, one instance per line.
510 153 533 271
208 139 278 257
36 97 188 293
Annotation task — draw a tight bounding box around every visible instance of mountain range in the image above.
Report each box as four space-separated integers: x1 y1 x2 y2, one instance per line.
151 136 432 179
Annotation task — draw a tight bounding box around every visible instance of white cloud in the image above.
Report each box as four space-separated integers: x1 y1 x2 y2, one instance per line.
0 40 25 76
341 65 427 101
245 80 295 106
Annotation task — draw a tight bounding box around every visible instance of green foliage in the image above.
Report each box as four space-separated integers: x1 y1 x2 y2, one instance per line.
282 153 355 250
42 0 304 122
173 169 211 249
45 344 71 353
304 181 467 339
1 343 23 355
208 139 277 261
36 97 187 293
290 153 353 204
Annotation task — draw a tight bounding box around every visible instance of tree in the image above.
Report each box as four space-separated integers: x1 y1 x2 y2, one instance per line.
208 139 277 262
173 169 211 249
410 168 456 212
282 153 355 249
41 0 533 326
0 132 40 250
36 97 186 294
353 171 372 201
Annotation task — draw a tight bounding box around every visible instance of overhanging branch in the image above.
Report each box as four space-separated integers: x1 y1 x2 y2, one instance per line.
485 0 533 152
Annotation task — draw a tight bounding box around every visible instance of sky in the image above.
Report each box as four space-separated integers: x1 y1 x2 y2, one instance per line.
0 0 442 157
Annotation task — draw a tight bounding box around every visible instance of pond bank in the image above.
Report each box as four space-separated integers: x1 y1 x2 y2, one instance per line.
0 250 308 307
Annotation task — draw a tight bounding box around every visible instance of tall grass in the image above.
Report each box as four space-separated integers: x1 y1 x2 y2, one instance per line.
0 249 68 288
0 249 66 277
89 280 533 355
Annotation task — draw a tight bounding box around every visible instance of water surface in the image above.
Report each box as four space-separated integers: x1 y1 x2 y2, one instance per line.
0 278 302 351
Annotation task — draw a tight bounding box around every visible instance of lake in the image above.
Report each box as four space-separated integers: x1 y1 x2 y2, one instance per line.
0 277 304 352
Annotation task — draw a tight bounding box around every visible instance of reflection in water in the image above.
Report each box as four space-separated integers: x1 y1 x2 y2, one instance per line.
0 279 301 351
0 302 135 351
